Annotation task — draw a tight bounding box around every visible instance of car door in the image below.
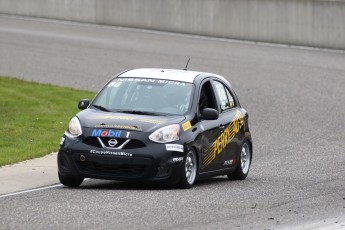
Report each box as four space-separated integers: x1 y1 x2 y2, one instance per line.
211 80 245 170
197 80 225 173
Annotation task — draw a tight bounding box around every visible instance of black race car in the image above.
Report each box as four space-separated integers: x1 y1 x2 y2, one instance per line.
58 68 252 189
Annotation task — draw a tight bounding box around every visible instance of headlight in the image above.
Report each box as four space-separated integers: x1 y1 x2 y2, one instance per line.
67 117 82 137
149 124 180 143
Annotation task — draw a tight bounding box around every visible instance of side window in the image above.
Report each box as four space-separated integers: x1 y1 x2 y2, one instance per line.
213 81 235 111
225 87 235 108
198 81 217 114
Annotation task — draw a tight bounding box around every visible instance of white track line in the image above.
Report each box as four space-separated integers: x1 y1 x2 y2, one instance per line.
0 184 63 198
0 178 91 198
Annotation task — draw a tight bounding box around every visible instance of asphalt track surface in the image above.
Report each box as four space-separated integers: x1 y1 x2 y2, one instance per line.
1 16 345 229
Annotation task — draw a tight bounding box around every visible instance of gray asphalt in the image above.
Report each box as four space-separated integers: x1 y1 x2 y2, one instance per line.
1 16 345 229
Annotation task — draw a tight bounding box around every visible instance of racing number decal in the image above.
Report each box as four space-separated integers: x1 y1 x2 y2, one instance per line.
202 110 244 169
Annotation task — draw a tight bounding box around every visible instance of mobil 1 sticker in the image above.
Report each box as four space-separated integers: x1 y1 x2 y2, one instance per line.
90 129 130 138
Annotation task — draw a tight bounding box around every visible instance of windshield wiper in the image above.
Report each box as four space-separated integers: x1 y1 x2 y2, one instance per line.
119 110 158 116
91 105 111 112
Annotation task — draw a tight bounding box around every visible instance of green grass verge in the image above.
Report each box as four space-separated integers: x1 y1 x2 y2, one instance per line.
0 77 95 167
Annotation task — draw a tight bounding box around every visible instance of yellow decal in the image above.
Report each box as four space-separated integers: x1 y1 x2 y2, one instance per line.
94 124 142 131
138 118 164 125
91 116 164 125
202 110 245 169
182 121 192 132
92 115 135 121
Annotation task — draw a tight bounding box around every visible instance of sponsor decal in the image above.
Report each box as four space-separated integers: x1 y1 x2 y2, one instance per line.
109 78 188 86
173 157 184 163
157 80 186 86
182 121 192 132
165 144 184 152
92 115 136 121
107 82 122 87
90 150 133 157
223 160 236 166
91 116 164 125
139 118 164 125
91 129 123 138
202 110 244 169
115 78 157 83
94 124 142 131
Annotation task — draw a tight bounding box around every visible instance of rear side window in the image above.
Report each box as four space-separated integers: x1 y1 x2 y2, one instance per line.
213 81 235 112
225 87 235 108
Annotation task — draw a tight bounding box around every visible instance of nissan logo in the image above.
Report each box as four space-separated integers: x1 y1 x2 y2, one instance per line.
108 139 118 147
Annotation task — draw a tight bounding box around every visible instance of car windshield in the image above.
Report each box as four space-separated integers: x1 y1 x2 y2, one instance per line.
91 77 194 115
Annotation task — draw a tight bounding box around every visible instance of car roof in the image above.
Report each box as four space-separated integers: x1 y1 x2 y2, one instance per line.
119 68 204 83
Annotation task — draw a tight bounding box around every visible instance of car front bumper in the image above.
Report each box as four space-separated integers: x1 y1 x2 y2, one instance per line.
57 135 186 184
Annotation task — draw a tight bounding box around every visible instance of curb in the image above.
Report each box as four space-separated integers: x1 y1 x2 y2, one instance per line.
0 152 58 196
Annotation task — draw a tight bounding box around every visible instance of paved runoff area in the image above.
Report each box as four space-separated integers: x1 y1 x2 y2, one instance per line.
0 153 58 196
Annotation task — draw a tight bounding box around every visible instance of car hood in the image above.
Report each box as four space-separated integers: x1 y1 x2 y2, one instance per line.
77 109 186 133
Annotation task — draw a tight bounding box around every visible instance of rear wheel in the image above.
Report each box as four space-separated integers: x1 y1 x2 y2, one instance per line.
58 172 84 187
227 141 251 180
178 148 198 189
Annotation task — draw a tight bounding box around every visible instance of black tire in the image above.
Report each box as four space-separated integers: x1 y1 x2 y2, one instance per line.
227 141 251 180
58 172 84 187
178 148 198 189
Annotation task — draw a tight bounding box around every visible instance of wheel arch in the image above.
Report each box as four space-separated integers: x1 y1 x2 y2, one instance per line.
247 138 253 158
187 145 200 178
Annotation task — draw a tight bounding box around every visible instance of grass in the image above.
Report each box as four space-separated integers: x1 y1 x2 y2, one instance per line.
0 77 95 167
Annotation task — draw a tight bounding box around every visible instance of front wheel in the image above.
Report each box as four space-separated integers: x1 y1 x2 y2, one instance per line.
58 172 84 187
227 141 251 180
178 148 198 189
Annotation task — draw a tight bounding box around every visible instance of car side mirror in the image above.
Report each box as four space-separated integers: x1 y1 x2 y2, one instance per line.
78 99 90 110
202 108 219 120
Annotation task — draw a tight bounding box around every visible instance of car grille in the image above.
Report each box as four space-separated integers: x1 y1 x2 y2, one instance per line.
82 137 146 149
123 139 146 149
82 137 102 148
75 157 152 178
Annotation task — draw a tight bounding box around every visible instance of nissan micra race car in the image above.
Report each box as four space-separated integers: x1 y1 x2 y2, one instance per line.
58 68 252 188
